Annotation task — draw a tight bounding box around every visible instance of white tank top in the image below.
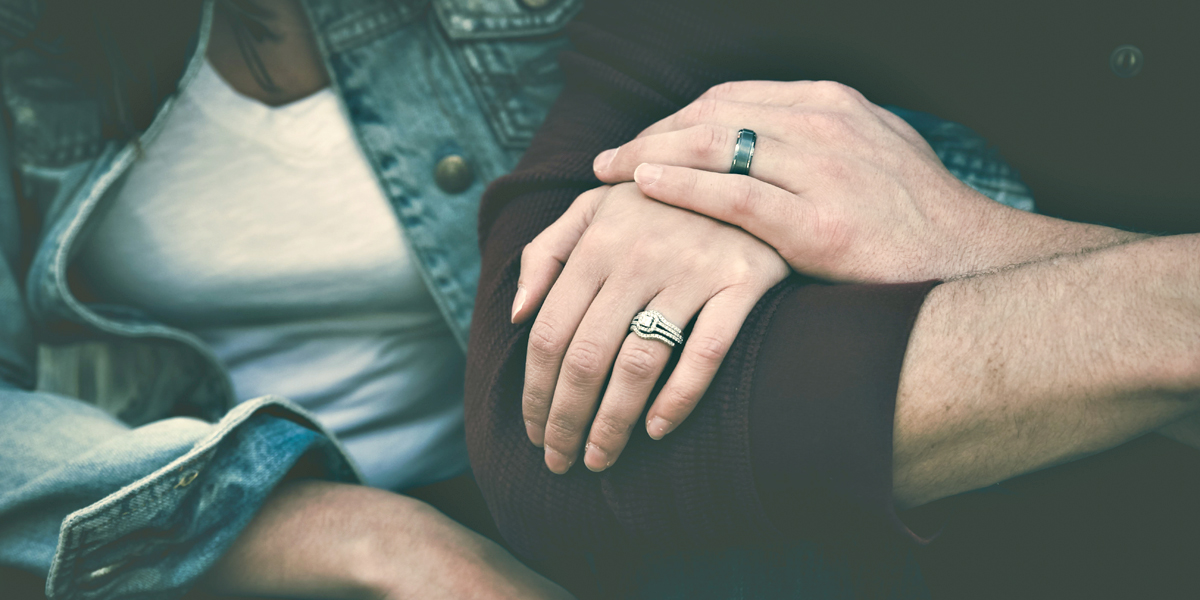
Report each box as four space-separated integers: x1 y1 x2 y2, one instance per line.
78 60 468 490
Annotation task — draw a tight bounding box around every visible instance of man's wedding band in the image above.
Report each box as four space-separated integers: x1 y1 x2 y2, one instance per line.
730 129 756 175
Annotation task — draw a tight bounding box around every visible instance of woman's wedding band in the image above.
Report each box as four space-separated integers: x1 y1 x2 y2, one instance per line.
630 310 684 347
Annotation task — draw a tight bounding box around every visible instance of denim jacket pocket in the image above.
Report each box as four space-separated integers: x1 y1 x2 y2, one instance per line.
434 0 581 148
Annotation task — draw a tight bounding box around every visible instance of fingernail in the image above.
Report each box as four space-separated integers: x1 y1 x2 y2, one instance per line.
594 148 618 172
647 416 674 440
545 446 573 474
634 163 662 186
511 286 527 322
583 442 612 472
525 419 545 447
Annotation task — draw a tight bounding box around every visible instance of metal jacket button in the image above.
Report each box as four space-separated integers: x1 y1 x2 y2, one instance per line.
1110 45 1143 78
435 155 474 194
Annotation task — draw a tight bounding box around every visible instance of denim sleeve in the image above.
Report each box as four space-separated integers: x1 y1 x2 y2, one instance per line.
0 81 361 600
0 393 361 600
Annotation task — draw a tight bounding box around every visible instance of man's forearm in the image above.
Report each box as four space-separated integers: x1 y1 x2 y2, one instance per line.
893 233 1200 509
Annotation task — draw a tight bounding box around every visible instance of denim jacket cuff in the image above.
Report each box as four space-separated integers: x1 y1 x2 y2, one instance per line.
46 397 361 600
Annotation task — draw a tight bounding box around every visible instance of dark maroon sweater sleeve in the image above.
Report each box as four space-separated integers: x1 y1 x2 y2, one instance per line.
465 0 938 563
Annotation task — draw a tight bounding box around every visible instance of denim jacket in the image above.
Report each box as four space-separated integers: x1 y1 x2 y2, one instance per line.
0 0 578 598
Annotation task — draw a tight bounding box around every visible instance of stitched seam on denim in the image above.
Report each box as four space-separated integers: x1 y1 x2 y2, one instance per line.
432 0 582 41
323 1 427 54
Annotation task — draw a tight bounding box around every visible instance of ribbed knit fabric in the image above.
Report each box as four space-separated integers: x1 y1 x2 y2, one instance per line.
465 0 937 568
751 279 939 544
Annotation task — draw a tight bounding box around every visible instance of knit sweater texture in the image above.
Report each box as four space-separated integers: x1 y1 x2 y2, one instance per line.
465 0 934 565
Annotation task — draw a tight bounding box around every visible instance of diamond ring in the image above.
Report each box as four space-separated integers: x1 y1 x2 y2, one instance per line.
629 310 684 347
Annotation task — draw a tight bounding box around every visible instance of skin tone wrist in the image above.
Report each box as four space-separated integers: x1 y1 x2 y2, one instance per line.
933 196 1149 280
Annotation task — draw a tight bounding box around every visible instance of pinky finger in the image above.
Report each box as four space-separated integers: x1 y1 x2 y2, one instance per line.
645 290 758 440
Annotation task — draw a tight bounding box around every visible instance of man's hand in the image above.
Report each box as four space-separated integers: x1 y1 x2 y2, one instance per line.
201 480 574 599
513 183 788 472
585 79 1198 509
594 80 1137 282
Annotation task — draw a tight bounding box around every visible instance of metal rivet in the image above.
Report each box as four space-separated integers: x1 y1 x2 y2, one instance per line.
81 559 128 588
520 0 555 9
174 472 199 489
1110 44 1143 78
434 155 475 194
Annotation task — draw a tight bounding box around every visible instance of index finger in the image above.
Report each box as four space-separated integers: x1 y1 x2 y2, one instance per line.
514 187 608 324
633 164 814 271
523 261 604 448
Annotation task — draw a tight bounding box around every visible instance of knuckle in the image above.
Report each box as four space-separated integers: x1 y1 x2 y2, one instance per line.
528 319 567 360
611 138 643 166
686 333 729 368
812 80 854 102
615 344 661 381
656 387 700 418
701 80 741 100
577 223 622 255
682 98 720 125
723 262 755 287
561 338 609 385
572 187 605 214
520 240 544 267
728 177 759 217
687 124 728 162
590 415 633 442
806 111 852 139
522 387 549 413
544 414 585 443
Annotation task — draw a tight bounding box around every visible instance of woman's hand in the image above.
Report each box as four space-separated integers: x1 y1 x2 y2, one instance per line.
513 183 788 472
592 80 1040 283
201 480 574 600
